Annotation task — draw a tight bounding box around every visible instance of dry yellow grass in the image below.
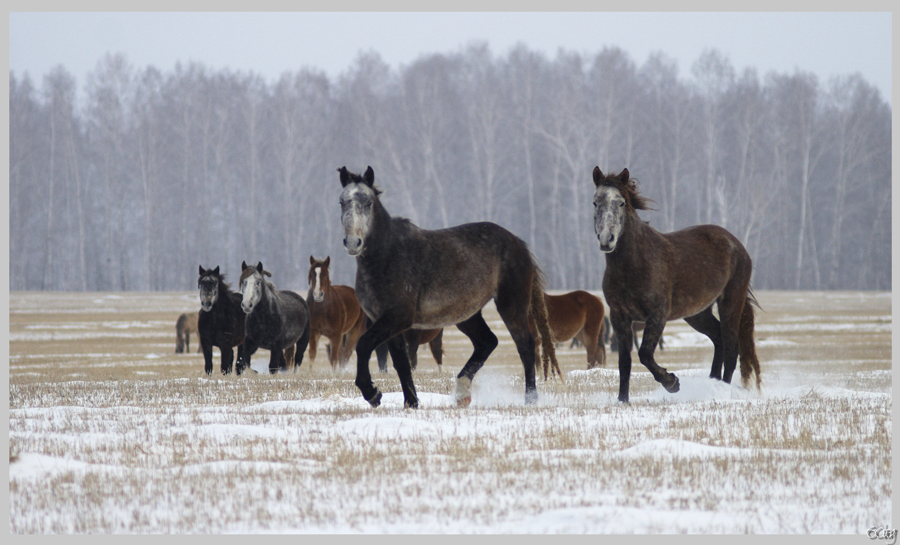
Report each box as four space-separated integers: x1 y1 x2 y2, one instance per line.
8 290 892 533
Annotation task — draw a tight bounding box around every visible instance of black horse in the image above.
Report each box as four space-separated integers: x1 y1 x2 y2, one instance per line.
197 266 246 375
338 166 558 409
236 261 311 375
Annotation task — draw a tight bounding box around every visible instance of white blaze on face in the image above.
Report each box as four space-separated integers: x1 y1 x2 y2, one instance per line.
593 185 627 253
312 267 324 302
340 184 374 256
241 274 262 314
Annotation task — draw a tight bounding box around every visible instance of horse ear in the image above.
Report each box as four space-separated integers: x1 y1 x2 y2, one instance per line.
592 166 604 187
213 266 219 276
324 256 330 267
241 260 248 271
199 265 206 276
256 261 264 273
310 255 316 266
338 166 350 187
618 168 630 182
363 166 375 187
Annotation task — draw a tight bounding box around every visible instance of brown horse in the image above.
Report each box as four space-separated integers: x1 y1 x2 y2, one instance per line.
592 167 761 402
175 312 200 353
307 256 366 370
531 290 607 378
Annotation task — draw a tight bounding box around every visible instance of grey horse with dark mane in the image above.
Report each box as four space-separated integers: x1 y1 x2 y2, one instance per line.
236 261 311 375
338 166 558 409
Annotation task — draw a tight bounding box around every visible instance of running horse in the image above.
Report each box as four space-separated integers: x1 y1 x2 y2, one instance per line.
307 256 366 370
338 166 558 408
592 167 761 402
530 290 607 378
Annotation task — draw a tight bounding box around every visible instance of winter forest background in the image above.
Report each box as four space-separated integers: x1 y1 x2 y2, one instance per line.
8 44 892 293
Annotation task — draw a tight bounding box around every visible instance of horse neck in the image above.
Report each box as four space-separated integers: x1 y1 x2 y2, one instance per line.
607 212 656 266
357 198 395 268
212 278 232 309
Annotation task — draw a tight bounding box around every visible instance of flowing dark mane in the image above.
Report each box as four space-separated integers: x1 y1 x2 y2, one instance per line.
593 167 655 213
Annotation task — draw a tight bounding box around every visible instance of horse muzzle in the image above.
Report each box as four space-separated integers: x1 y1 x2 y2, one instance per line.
241 302 254 314
313 291 324 303
597 232 617 253
343 236 363 256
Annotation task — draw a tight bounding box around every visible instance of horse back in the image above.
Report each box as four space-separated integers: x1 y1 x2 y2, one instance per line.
661 224 752 319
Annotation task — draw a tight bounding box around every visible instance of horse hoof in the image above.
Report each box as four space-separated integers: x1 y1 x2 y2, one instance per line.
664 374 680 393
366 390 382 408
456 396 472 408
525 390 538 405
404 398 419 409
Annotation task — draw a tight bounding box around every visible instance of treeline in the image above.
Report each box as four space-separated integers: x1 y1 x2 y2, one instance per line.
9 44 891 293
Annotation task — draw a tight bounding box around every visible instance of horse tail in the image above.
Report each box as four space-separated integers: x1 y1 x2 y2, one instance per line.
530 269 562 383
738 288 762 391
175 313 187 353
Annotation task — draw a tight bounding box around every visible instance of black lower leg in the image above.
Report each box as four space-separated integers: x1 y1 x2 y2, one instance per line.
388 335 418 408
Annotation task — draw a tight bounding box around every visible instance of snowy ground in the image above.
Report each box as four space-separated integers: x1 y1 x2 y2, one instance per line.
8 290 892 533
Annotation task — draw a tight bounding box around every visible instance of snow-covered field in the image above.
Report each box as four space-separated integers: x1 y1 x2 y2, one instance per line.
8 290 891 533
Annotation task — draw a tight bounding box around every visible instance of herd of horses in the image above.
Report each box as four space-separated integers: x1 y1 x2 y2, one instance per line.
181 166 761 407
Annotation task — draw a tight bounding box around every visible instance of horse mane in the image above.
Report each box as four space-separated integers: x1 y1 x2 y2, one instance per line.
239 266 274 287
200 269 233 293
594 167 655 212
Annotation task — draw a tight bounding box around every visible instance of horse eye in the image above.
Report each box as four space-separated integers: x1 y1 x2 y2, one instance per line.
619 201 625 208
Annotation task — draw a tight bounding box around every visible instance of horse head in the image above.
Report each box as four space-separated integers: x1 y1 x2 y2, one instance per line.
308 255 331 303
239 261 267 314
338 166 380 257
198 265 221 312
591 167 652 253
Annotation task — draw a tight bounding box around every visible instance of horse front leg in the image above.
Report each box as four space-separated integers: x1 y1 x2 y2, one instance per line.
327 334 343 371
269 345 286 374
221 346 234 375
236 339 258 376
610 313 634 403
637 318 680 394
387 334 418 409
201 340 214 376
354 313 412 408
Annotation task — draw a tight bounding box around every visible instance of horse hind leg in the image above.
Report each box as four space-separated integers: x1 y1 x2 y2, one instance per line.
683 306 725 380
429 329 444 372
454 311 499 407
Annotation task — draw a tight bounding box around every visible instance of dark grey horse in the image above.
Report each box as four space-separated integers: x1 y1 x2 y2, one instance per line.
338 166 558 409
236 261 311 375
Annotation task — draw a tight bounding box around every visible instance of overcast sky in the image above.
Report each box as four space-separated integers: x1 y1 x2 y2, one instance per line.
8 11 893 103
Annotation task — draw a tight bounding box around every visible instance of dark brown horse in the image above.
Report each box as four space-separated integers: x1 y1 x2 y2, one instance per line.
307 256 366 370
530 290 606 378
375 327 445 372
592 167 761 402
338 166 558 408
175 312 200 353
